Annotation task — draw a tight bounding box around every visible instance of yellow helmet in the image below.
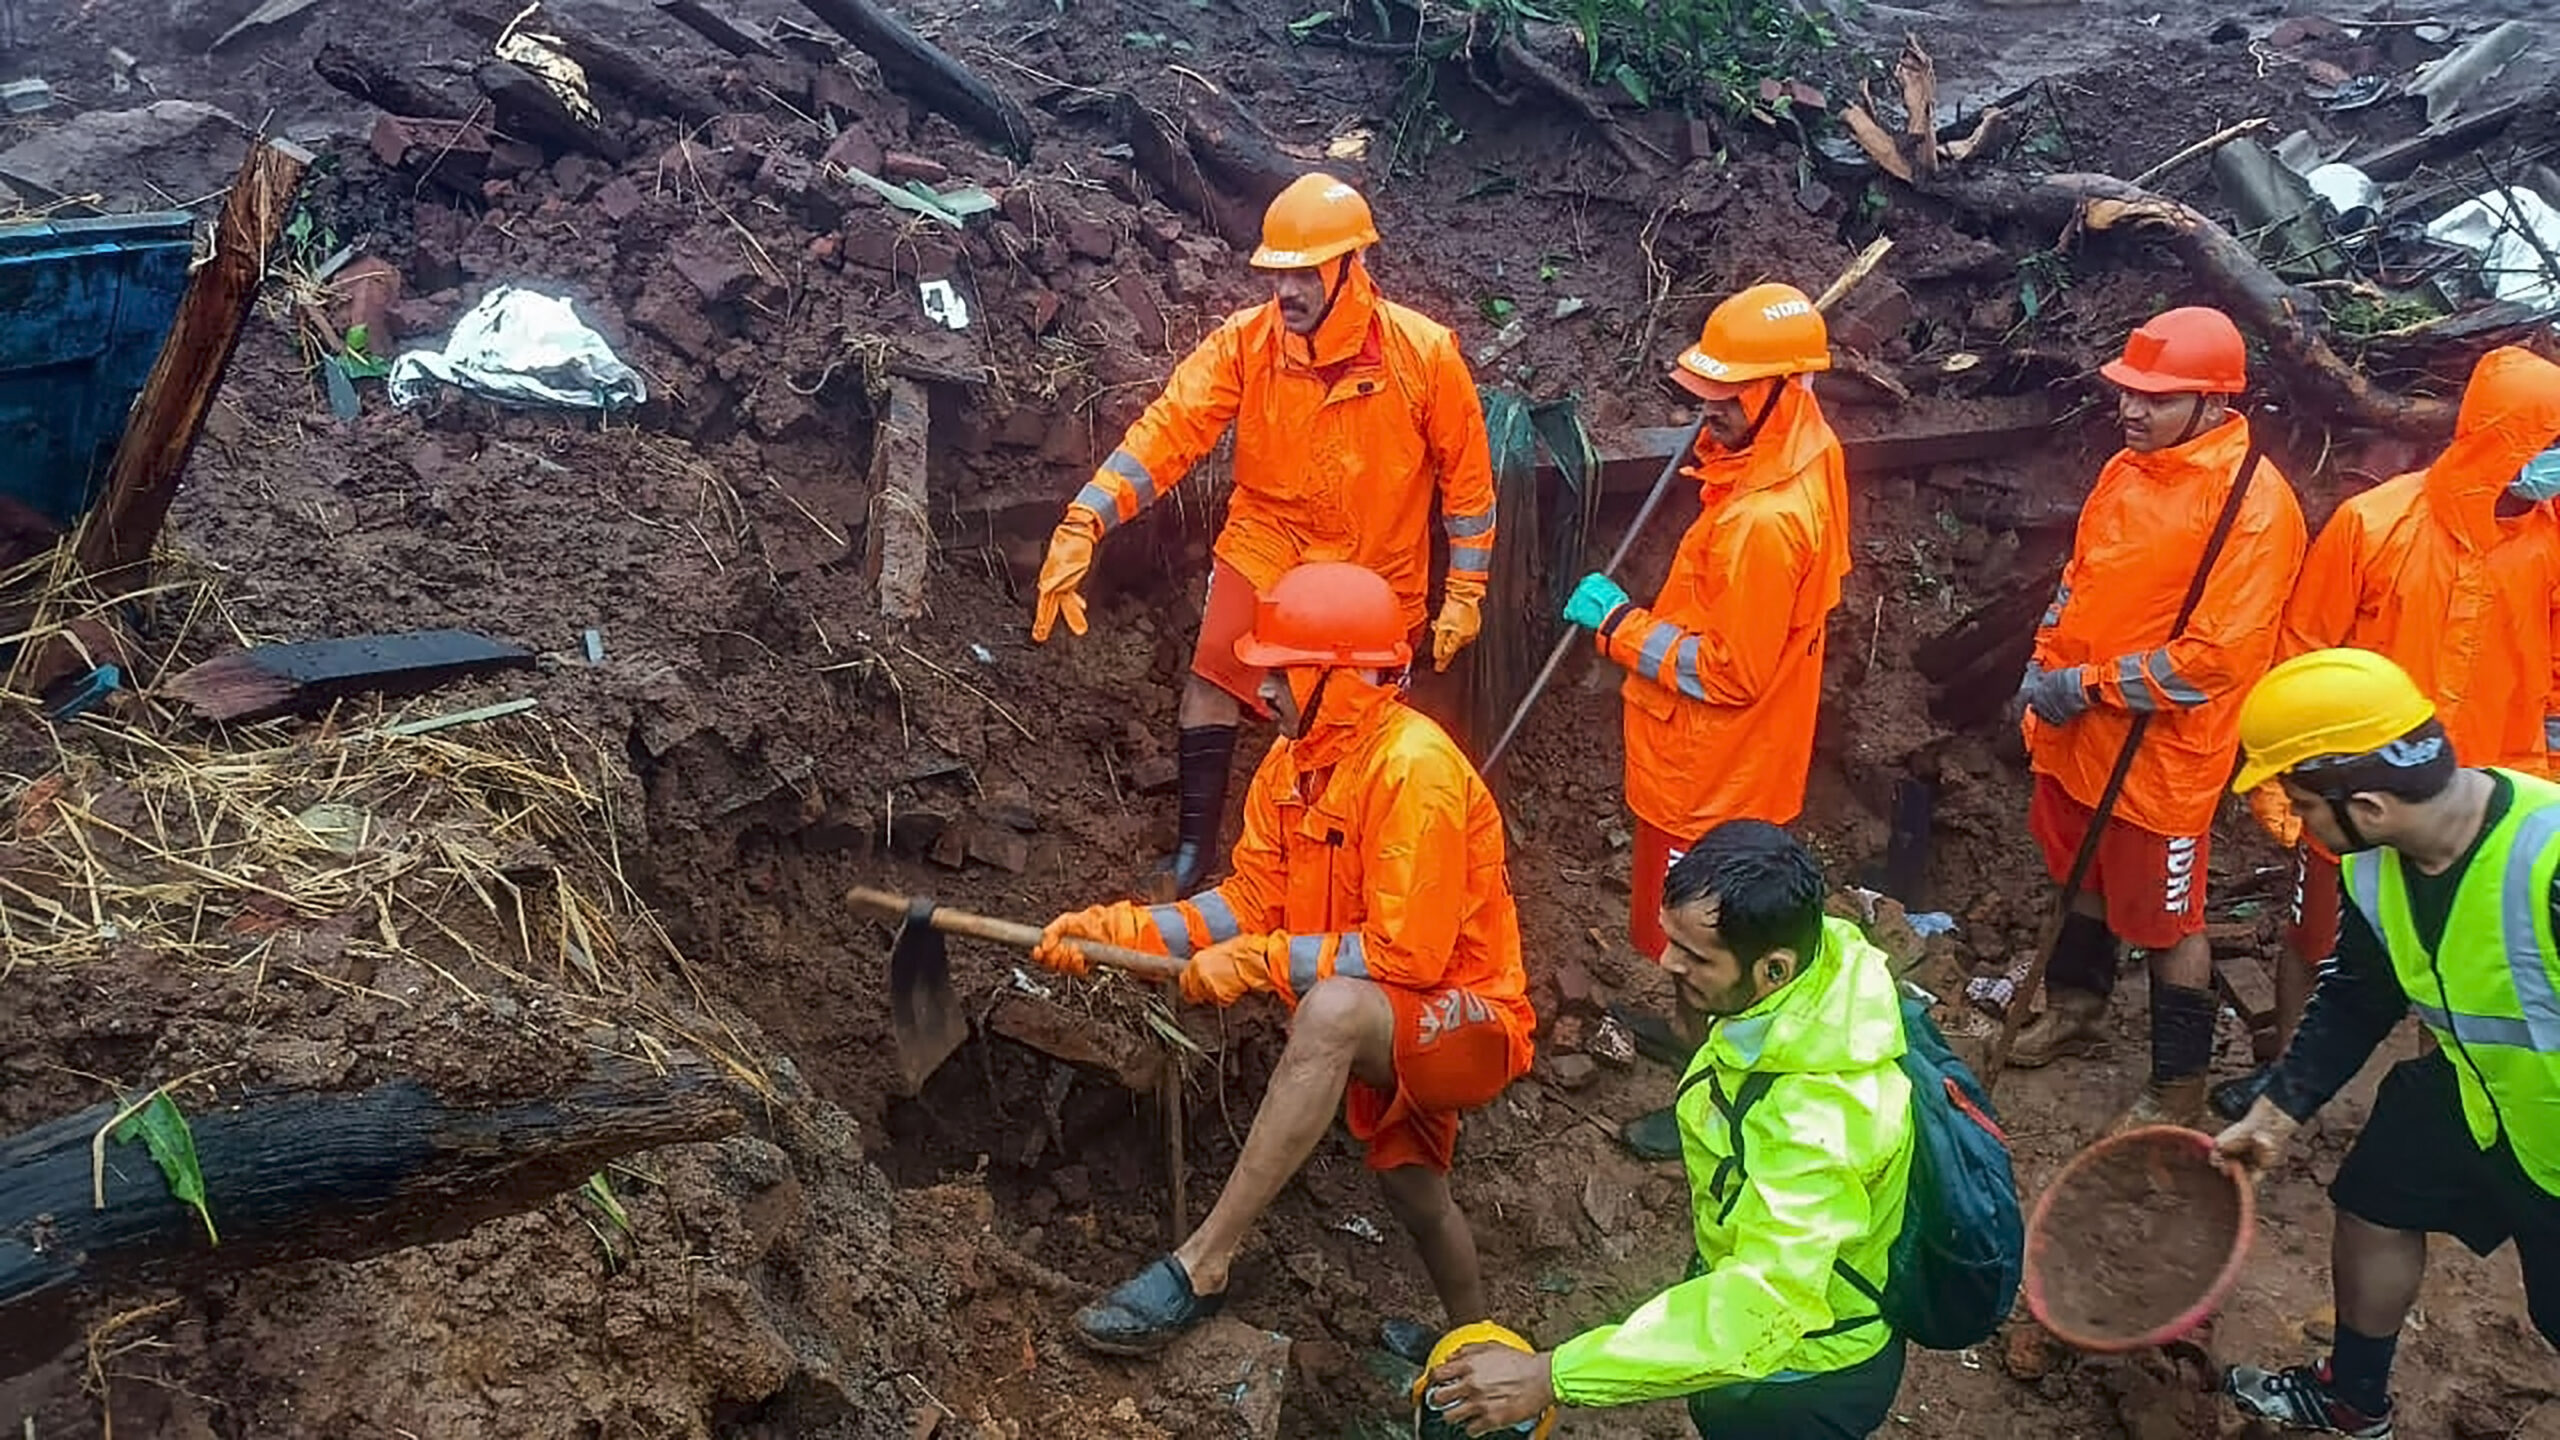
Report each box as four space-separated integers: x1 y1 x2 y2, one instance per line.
2231 648 2438 793
1410 1322 1556 1440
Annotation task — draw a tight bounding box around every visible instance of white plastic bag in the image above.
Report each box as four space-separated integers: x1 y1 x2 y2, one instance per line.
388 286 646 410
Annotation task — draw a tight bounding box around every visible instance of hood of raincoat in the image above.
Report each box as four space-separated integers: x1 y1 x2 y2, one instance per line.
1695 915 1907 1078
1274 253 1382 371
1281 664 1402 774
1679 374 1852 630
2425 345 2560 550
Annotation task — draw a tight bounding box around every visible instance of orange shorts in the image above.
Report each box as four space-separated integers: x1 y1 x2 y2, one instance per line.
1629 819 1689 962
2028 774 2209 951
1344 985 1529 1173
2286 843 2341 970
1190 556 1269 710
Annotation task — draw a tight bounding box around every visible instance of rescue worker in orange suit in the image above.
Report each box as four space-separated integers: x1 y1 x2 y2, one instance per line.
2213 345 2560 1122
2008 306 2307 1129
1030 561 1535 1356
1028 173 1499 901
1559 281 1850 1161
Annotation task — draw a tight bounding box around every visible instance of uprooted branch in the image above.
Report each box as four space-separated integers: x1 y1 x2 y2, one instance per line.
1942 170 2461 437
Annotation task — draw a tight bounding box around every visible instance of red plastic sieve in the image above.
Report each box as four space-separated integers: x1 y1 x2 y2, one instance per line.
2023 1124 2256 1353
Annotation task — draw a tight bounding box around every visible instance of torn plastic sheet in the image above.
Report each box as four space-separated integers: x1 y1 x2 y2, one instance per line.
2426 187 2560 308
389 286 647 410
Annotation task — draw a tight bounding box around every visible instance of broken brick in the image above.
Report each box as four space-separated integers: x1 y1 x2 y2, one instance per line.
882 150 949 183
550 151 606 200
630 286 719 360
1063 214 1116 262
755 150 842 228
1113 272 1164 350
928 826 968 870
595 176 645 224
1029 287 1063 336
371 114 494 195
1130 753 1181 795
1833 279 1914 355
822 124 883 178
839 221 902 274
330 256 403 345
968 830 1030 874
1138 213 1183 260
671 241 754 304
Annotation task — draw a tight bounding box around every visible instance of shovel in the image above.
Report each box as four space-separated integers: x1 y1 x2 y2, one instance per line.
848 885 1186 1091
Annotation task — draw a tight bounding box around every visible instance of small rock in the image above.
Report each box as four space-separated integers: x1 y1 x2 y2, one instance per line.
1589 1013 1637 1066
755 149 842 228
2000 1320 2057 1380
822 124 883 177
1138 213 1183 258
1554 958 1595 1005
1063 214 1116 262
595 176 645 224
671 241 755 304
1130 753 1181 796
1028 287 1063 336
809 64 864 122
928 827 968 870
1547 1053 1598 1089
882 150 948 183
967 828 1029 874
1113 271 1165 348
1547 1013 1586 1052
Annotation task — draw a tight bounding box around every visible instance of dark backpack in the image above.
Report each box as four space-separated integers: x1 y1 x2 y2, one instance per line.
1688 995 2023 1351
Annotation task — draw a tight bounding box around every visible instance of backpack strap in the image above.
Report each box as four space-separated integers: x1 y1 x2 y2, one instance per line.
1676 1064 1892 1338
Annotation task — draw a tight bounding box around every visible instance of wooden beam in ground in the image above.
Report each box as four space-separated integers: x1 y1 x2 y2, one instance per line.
311 41 467 119
74 135 311 588
0 1059 746 1377
797 0 1033 157
867 377 933 621
1562 393 2058 498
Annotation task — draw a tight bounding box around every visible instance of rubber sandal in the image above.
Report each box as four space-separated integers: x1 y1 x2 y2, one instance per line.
1619 1106 1684 1161
1607 1003 1694 1069
1380 1316 1439 1366
1072 1255 1226 1356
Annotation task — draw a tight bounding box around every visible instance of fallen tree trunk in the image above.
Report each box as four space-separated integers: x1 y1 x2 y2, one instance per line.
453 0 725 125
0 1058 747 1377
1938 170 2460 439
1119 79 1300 249
797 0 1032 157
656 0 777 57
312 41 468 119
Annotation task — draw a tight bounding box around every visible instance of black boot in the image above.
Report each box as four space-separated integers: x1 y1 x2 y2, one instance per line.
1144 725 1236 902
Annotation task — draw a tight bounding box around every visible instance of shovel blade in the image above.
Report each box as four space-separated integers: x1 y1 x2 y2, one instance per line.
888 909 968 1092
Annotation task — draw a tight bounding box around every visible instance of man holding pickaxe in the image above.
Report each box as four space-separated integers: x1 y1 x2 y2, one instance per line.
1559 282 1851 1160
2005 307 2305 1130
1030 560 1534 1357
1027 173 1499 903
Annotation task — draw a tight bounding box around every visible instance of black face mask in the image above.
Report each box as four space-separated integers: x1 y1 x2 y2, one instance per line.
1721 378 1788 452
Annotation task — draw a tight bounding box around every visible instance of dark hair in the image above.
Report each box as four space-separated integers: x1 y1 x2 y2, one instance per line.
2292 717 2458 803
1662 819 1826 967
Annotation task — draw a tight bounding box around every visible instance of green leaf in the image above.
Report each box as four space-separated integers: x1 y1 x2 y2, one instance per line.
2018 274 2042 321
1612 63 1652 107
337 350 392 380
1285 8 1334 38
115 1092 217 1245
344 322 371 356
582 1171 633 1233
1480 296 1517 324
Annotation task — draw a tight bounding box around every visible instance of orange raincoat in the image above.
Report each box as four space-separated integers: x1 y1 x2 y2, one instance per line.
2276 346 2560 775
1071 260 1497 631
1144 674 1534 1070
1601 377 1850 839
2027 414 2307 837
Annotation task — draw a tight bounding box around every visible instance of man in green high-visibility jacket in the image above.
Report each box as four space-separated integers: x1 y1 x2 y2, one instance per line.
1423 819 1915 1438
2219 647 2560 1440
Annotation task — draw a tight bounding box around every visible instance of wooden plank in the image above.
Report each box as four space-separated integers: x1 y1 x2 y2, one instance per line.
74 136 311 587
1567 392 2058 497
0 1061 744 1374
165 630 538 722
2215 954 2279 1030
868 377 933 622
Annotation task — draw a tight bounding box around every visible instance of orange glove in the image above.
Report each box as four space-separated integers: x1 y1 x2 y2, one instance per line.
2247 782 2303 849
1430 579 1484 672
1179 933 1285 1007
1034 902 1162 977
1032 506 1103 642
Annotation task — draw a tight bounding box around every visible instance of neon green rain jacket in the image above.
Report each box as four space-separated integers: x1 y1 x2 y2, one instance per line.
1549 916 1914 1406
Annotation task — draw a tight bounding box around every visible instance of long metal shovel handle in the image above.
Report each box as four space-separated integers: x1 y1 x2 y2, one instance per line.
1480 410 1709 772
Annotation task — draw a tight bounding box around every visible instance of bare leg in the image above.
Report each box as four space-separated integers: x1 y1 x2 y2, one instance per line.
2334 1212 2427 1339
2153 932 2213 990
2272 948 2315 1056
1174 978 1396 1294
1377 1164 1487 1326
1178 672 1242 729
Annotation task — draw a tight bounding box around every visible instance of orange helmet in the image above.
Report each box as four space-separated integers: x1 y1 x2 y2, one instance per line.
1673 282 1831 400
1233 562 1412 669
1251 173 1379 270
2100 306 2248 395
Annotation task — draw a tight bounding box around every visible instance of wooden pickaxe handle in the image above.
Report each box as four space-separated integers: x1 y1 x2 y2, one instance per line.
847 886 1188 980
